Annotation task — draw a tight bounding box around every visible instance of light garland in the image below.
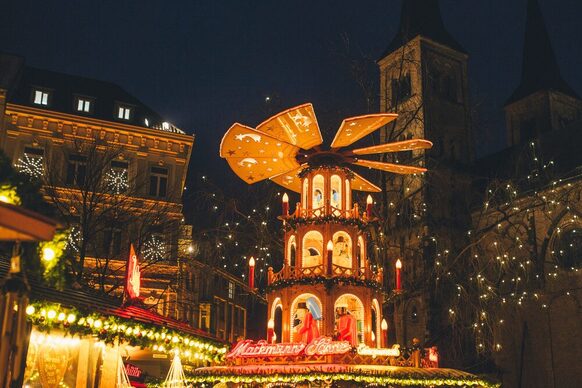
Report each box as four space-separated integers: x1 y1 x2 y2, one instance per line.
25 302 228 363
66 226 82 253
174 371 499 388
15 154 44 179
143 235 167 261
105 168 129 194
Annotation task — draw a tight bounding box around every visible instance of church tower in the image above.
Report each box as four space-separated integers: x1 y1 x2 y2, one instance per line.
505 0 582 146
377 0 472 352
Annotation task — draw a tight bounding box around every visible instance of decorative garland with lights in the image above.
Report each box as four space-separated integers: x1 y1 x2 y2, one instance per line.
265 275 383 293
283 214 377 232
169 371 499 388
25 302 228 362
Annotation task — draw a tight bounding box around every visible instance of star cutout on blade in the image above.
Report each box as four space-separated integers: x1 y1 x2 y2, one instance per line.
248 175 255 181
227 150 236 156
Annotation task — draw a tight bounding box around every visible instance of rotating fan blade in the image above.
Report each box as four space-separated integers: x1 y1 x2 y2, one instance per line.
269 164 308 193
256 103 323 150
353 159 427 175
330 113 398 149
351 139 433 156
350 170 382 192
225 157 300 185
220 123 300 158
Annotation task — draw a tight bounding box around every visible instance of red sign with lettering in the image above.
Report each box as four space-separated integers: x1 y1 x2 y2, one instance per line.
227 337 351 359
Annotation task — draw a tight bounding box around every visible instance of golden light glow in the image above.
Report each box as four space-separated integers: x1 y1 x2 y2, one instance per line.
268 319 275 329
396 259 402 269
249 257 256 267
327 240 334 251
42 247 56 261
282 193 289 203
366 195 373 205
331 113 398 148
381 319 388 331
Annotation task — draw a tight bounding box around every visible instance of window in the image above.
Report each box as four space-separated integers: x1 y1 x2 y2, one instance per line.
391 74 412 105
149 166 168 197
33 89 49 106
106 160 129 194
65 154 87 186
117 104 132 120
553 227 582 270
76 97 92 113
199 303 211 330
103 227 122 256
228 281 235 299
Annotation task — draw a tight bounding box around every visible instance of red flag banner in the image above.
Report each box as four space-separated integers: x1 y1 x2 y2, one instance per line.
125 244 140 300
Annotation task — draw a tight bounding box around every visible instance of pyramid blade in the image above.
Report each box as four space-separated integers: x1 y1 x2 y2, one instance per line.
353 159 427 175
269 165 308 193
350 170 381 192
351 139 433 156
225 157 300 185
330 113 398 149
256 103 323 150
220 123 300 158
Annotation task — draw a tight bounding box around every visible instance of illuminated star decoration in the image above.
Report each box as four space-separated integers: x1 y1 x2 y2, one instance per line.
143 235 166 261
105 168 129 194
66 226 82 253
15 154 44 179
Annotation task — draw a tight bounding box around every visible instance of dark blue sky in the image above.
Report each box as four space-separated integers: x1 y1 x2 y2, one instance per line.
1 0 581 184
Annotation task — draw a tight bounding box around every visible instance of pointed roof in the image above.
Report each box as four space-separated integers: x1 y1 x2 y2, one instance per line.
379 0 465 60
505 0 579 105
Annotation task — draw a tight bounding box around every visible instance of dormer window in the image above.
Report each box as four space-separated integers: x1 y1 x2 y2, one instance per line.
117 104 132 120
76 97 92 113
33 89 49 106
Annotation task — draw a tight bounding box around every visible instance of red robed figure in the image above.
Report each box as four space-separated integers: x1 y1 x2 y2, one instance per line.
298 311 319 343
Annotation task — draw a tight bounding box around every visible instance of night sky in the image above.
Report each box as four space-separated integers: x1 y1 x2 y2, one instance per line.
1 0 581 189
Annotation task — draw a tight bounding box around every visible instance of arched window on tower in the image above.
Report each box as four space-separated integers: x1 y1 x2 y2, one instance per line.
302 231 323 271
332 231 352 270
288 235 297 268
312 174 324 212
345 179 351 211
302 179 309 208
331 175 342 210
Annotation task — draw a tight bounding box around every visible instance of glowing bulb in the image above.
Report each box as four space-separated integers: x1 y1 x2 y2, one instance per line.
381 319 388 331
267 319 275 329
371 331 376 342
26 305 35 315
395 259 402 269
327 240 334 251
272 333 277 342
67 314 76 323
94 319 103 329
282 193 289 203
42 247 56 261
367 195 373 204
47 310 57 319
57 312 66 321
249 257 255 267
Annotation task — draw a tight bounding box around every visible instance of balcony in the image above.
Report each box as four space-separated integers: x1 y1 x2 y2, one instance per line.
281 201 374 224
267 263 383 286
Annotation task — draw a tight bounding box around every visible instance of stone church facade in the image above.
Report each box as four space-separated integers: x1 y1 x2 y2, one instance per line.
379 1 582 387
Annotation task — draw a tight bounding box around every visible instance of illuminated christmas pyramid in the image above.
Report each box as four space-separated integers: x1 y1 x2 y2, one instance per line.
192 104 497 388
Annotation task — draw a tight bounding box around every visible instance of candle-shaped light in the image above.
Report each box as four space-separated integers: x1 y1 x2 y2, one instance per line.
395 259 402 291
282 193 289 216
267 318 275 343
366 195 373 218
272 333 277 343
248 256 256 289
381 319 388 347
326 240 334 276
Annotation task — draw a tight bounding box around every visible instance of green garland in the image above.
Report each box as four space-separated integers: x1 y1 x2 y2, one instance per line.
25 302 228 363
155 371 499 388
297 165 355 180
284 215 376 232
266 275 383 293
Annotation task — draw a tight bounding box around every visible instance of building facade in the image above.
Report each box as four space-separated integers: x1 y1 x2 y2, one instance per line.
0 54 261 344
380 1 582 387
